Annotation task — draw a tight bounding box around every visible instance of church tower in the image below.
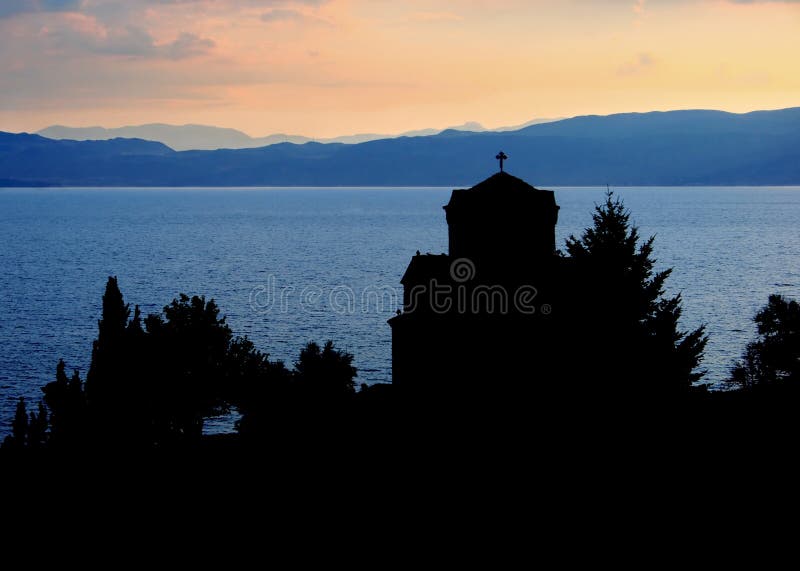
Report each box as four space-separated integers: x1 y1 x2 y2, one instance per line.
389 154 561 396
444 170 559 277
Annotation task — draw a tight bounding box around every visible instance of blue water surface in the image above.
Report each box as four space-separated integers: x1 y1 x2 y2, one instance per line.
1 186 798 435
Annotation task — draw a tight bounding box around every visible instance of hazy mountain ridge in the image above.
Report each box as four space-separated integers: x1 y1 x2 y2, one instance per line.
36 119 559 151
4 108 799 186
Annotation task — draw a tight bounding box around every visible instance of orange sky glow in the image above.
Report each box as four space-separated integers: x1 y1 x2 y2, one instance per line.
1 0 798 137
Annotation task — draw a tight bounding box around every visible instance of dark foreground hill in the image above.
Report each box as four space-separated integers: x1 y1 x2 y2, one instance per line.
3 108 800 186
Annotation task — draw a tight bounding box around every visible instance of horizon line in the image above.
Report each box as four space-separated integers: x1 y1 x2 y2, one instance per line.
15 104 800 140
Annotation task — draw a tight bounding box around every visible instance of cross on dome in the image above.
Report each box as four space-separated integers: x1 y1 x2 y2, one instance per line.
496 151 508 172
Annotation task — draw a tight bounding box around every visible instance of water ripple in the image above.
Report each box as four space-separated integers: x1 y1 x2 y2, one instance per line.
1 186 798 436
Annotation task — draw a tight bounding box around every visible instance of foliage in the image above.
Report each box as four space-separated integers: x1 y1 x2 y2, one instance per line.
294 341 357 399
235 341 357 438
2 277 358 449
3 397 47 449
565 192 707 395
42 359 87 447
142 294 236 441
729 294 800 391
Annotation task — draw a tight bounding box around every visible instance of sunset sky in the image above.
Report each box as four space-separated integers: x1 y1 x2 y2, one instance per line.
1 0 798 137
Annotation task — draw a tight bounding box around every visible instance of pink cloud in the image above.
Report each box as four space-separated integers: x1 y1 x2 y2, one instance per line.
38 13 215 59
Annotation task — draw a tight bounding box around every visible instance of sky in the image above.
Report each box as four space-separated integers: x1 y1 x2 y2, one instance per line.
1 0 798 137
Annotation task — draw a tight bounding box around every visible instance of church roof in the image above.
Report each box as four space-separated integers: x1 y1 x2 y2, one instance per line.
466 171 542 193
444 171 551 211
400 253 450 285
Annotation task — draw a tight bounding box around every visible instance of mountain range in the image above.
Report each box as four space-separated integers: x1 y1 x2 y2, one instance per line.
3 108 799 186
36 119 557 151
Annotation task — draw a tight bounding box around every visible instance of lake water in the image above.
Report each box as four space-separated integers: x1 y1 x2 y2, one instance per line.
1 186 799 436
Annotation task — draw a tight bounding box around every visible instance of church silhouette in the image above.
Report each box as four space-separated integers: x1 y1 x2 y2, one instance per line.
389 153 564 400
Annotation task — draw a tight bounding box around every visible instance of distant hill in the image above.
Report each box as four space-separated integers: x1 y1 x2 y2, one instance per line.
36 120 543 151
5 108 799 186
0 132 173 186
38 124 289 151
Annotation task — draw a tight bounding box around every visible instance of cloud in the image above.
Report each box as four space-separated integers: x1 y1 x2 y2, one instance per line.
1 0 333 20
44 20 215 59
0 0 82 19
623 0 800 8
260 7 331 25
164 32 215 59
261 8 306 22
617 52 655 76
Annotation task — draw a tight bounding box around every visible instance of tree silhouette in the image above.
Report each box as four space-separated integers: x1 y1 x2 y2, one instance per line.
84 277 131 438
4 398 29 449
34 279 259 447
729 294 800 392
294 341 357 400
1 276 365 450
235 340 357 438
143 294 240 443
232 347 293 439
27 401 48 449
564 192 707 397
1 396 48 450
42 359 86 447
